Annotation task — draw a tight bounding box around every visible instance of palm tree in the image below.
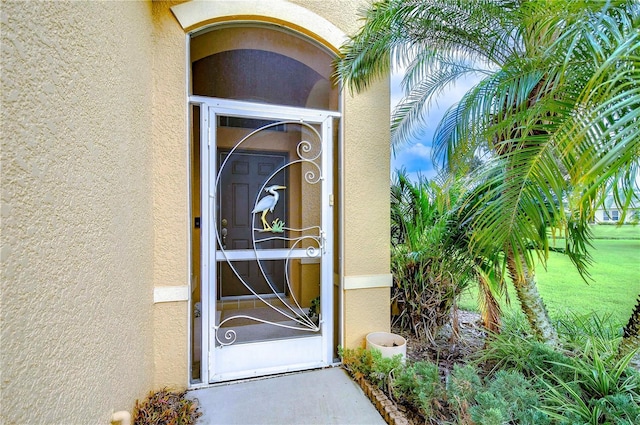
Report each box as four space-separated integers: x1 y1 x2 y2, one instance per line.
337 0 640 345
390 170 503 340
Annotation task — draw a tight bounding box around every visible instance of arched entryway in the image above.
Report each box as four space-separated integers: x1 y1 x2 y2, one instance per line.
188 23 341 383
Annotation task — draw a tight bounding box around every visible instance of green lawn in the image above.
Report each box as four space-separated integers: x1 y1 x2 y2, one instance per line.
459 225 640 327
587 223 640 240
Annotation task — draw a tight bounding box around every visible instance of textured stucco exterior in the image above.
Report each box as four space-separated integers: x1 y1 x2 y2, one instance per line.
150 0 191 388
344 287 392 349
1 1 155 423
1 0 390 421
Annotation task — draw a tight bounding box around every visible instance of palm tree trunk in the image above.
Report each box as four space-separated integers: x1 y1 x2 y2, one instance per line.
620 294 640 358
478 274 501 333
505 248 559 345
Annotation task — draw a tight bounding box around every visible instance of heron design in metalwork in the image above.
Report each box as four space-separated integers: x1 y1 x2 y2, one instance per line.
252 185 286 231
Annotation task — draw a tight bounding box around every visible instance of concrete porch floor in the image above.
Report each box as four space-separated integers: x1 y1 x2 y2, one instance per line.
188 367 386 424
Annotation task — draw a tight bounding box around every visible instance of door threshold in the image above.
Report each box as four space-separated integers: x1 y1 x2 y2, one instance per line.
189 363 342 390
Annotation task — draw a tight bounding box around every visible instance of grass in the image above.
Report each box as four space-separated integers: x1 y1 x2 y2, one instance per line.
587 223 640 240
459 225 640 327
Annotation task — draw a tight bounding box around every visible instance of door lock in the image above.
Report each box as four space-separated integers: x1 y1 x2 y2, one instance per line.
221 219 228 248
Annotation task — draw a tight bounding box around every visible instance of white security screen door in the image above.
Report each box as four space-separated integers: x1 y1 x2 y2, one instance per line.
196 97 338 382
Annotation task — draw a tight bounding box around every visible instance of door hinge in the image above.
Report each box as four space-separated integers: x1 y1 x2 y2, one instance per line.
329 194 334 206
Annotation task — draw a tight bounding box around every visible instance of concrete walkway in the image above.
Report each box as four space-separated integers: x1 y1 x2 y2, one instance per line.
188 367 386 425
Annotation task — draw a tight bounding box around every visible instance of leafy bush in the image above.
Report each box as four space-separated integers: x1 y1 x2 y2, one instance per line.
392 360 444 418
446 363 482 422
479 312 640 425
370 351 403 389
339 346 375 381
471 370 549 425
555 312 622 358
478 312 575 382
341 313 639 424
339 346 402 390
540 347 640 424
133 388 201 425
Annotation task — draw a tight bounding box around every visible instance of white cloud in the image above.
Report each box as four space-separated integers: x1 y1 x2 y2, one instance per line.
389 68 482 182
391 141 438 179
404 142 431 159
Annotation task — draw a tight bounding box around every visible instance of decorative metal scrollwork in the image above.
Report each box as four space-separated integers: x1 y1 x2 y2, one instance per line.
214 120 324 346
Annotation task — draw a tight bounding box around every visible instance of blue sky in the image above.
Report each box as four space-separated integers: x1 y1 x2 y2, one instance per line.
389 72 640 192
389 72 480 181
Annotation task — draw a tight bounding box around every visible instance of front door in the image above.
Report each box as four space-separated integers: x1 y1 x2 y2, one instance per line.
198 98 337 382
217 150 287 298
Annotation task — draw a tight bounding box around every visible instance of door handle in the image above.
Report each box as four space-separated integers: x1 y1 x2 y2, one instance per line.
221 219 228 248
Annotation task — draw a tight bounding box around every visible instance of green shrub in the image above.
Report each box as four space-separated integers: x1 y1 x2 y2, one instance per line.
526 342 577 383
470 393 509 425
481 370 549 425
446 363 482 422
339 346 402 390
601 393 640 424
369 350 403 389
467 370 549 425
390 172 475 341
540 347 640 424
477 312 640 424
555 312 622 358
479 331 572 380
339 346 374 381
341 312 640 425
478 312 575 383
392 360 444 418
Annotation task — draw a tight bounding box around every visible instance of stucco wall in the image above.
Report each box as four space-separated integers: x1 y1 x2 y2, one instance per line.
342 79 391 277
1 1 155 423
151 0 190 388
344 287 392 348
342 77 392 347
290 0 364 36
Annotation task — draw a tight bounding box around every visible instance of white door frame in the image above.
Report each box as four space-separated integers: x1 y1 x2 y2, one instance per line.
191 96 340 383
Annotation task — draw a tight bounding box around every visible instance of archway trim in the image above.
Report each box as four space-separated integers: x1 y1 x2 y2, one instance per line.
170 0 346 54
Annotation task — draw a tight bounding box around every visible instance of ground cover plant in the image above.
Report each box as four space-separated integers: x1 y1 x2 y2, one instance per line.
342 313 640 425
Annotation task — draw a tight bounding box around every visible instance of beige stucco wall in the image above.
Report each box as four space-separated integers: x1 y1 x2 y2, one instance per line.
2 3 390 419
150 0 190 388
344 287 392 348
1 1 155 424
342 76 392 347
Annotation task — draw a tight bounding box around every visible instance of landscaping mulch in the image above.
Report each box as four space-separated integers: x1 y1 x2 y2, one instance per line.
398 310 486 366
